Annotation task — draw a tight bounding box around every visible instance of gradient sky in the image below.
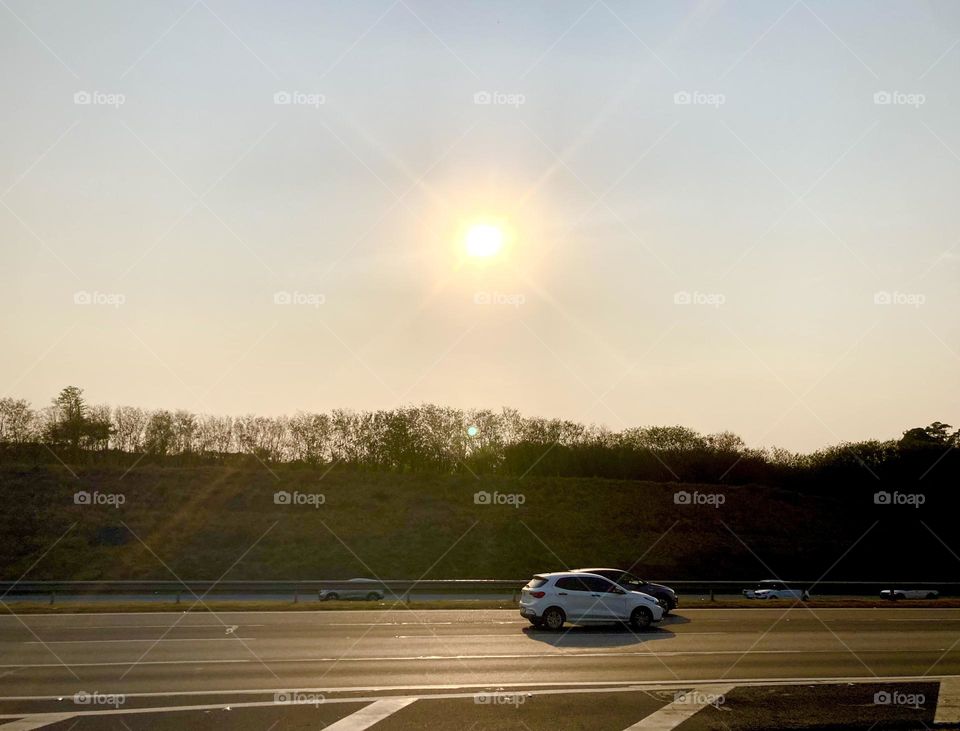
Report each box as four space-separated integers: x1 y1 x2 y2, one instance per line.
2 0 958 452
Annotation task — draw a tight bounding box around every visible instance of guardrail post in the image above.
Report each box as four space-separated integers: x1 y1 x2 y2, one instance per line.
294 586 298 604
49 591 55 606
710 588 714 602
176 591 181 605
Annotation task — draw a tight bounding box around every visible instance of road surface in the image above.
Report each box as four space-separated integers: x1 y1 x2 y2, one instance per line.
1 607 958 728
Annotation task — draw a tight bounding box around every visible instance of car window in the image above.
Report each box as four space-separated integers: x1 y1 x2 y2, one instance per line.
526 577 547 589
581 576 617 593
555 577 590 591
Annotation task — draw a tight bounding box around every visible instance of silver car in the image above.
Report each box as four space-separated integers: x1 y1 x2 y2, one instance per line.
318 578 386 601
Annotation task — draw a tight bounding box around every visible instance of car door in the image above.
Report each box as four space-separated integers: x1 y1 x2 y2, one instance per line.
554 577 594 621
580 576 628 621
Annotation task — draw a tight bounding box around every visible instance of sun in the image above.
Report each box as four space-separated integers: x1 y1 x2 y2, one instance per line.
465 224 504 258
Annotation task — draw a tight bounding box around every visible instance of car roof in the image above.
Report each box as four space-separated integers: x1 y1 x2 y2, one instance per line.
573 568 629 573
533 571 611 579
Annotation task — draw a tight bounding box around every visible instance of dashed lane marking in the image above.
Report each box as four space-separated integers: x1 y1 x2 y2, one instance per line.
323 698 417 729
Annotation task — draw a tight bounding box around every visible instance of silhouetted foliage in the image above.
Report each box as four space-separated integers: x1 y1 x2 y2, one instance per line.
0 387 955 491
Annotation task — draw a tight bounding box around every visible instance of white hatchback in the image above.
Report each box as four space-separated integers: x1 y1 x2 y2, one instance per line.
519 572 664 631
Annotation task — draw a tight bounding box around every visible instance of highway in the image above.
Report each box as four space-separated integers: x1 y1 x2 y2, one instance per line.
1 607 959 728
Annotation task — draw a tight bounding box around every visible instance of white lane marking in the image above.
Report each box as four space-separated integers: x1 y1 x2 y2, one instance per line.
623 684 735 730
937 677 960 725
323 698 417 729
0 714 75 729
0 676 954 706
24 638 256 644
0 647 949 670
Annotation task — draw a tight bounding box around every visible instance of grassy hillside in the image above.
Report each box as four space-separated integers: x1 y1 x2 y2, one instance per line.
0 463 949 582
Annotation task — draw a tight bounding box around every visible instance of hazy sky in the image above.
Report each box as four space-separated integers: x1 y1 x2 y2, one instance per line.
2 0 958 452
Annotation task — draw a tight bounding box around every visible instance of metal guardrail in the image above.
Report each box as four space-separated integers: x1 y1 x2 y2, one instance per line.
1 580 957 605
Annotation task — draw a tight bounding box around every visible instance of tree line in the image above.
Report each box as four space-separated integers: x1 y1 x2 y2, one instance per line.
0 387 956 489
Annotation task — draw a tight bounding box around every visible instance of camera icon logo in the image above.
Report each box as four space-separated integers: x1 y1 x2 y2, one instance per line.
673 291 692 305
274 91 292 105
274 491 291 505
873 91 892 105
74 91 91 105
74 291 92 305
273 291 292 305
74 491 91 505
874 491 891 505
473 91 492 105
873 291 892 305
874 691 892 705
474 490 492 505
673 91 692 105
674 490 692 505
473 291 492 305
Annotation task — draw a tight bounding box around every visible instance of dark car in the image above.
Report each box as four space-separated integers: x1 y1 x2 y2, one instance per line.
573 568 678 613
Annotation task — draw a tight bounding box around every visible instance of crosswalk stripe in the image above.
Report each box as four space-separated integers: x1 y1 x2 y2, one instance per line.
936 677 960 725
0 715 76 730
622 684 735 730
323 698 417 730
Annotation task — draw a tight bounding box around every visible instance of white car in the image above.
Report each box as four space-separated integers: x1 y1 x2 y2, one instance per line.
742 580 809 600
881 589 939 600
318 578 386 601
519 572 664 631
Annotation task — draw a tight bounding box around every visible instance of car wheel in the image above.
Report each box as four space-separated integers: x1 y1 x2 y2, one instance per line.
528 618 544 629
326 592 339 601
895 593 905 601
630 607 653 631
657 597 671 615
366 592 381 601
542 607 565 631
927 593 938 600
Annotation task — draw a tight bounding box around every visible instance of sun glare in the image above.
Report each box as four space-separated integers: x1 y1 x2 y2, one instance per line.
465 224 504 258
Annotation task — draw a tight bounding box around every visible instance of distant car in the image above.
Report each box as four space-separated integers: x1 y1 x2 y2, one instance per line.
573 568 678 613
881 589 939 600
318 578 386 601
742 580 809 600
519 572 664 631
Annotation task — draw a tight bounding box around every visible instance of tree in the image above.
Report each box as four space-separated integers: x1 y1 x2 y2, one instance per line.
44 386 112 451
0 397 35 444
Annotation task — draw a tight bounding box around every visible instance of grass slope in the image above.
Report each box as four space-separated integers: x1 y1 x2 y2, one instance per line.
0 464 945 582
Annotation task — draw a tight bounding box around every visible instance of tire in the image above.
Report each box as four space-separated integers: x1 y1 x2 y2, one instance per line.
927 593 938 600
895 593 905 601
326 592 339 601
630 607 653 631
366 592 381 601
541 607 565 631
528 618 544 629
657 597 671 615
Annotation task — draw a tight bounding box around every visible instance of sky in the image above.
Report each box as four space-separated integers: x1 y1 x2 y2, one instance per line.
2 0 958 452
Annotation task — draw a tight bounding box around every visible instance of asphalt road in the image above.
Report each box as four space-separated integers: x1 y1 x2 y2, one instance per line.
1 608 959 728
